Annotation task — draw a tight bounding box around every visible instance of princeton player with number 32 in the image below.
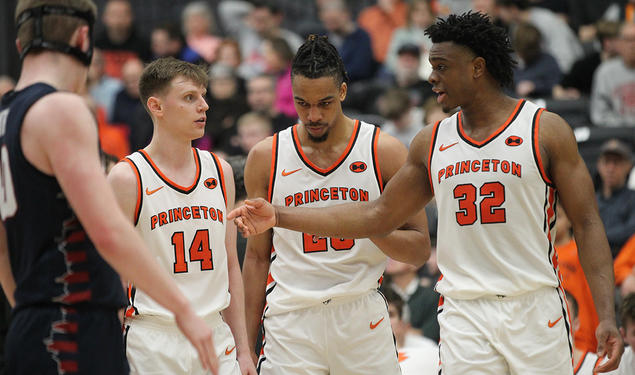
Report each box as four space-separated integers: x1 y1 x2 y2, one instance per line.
107 57 256 375
231 13 624 374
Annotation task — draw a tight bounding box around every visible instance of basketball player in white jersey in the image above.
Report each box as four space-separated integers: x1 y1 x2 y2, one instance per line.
239 35 430 374
230 13 624 374
107 58 256 375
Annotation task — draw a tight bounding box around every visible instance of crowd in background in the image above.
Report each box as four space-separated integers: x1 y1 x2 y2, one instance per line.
1 0 635 373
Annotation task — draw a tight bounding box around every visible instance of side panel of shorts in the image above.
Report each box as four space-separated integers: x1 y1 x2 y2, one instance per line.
6 306 128 375
126 318 239 375
438 287 573 375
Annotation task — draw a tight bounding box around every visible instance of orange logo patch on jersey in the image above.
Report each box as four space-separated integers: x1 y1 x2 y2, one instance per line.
350 161 367 173
505 136 523 146
204 178 217 189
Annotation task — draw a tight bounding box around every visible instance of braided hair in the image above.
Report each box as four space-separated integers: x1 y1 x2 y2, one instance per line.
291 34 349 84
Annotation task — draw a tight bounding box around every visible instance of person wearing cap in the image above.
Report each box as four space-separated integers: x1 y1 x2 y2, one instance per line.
596 138 635 257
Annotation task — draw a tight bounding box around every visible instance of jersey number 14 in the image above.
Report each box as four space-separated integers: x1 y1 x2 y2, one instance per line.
172 229 213 273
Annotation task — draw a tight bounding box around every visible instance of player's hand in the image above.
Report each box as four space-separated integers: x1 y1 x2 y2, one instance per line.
237 352 258 375
594 319 624 372
228 198 276 237
174 308 219 375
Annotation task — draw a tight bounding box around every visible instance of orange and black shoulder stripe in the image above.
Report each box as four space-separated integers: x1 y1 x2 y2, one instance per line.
209 151 228 206
123 157 142 226
531 108 554 187
426 120 442 195
267 133 279 203
371 125 384 192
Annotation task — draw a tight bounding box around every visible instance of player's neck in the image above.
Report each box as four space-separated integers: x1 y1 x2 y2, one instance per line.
145 131 195 170
460 93 518 132
16 53 86 93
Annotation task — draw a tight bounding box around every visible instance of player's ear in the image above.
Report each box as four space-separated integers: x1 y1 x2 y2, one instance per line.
147 96 162 117
472 56 486 80
15 38 22 54
339 81 347 102
69 25 90 52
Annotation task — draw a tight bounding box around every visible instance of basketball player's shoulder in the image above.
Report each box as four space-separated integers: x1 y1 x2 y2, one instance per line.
107 158 138 189
25 91 93 133
245 134 276 183
534 109 577 152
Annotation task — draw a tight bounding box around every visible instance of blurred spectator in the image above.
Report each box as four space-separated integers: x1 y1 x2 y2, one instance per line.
246 74 296 133
95 0 151 78
590 22 635 127
495 0 584 74
612 293 635 374
358 0 408 64
262 36 296 118
150 23 203 64
382 288 439 375
378 88 423 147
595 139 635 257
472 0 497 18
615 234 635 296
565 292 603 374
384 257 440 342
218 0 303 78
0 76 15 98
225 154 248 267
436 0 473 15
196 63 249 153
553 20 621 100
87 48 123 120
385 0 434 77
111 58 152 152
554 203 599 354
181 1 222 64
216 39 251 80
233 112 273 156
511 22 561 98
384 44 434 107
318 0 376 83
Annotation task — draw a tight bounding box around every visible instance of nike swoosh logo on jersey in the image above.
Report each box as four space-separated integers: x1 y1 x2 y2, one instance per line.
145 186 164 195
282 168 302 176
439 142 459 151
370 317 385 330
225 345 236 355
548 316 563 328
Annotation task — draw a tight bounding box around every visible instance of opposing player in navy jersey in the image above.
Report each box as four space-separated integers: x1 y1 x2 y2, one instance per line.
107 57 256 375
0 1 218 374
239 35 430 374
231 13 623 374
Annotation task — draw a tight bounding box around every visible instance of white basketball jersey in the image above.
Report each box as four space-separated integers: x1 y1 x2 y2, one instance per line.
429 99 560 299
124 148 230 320
266 121 385 316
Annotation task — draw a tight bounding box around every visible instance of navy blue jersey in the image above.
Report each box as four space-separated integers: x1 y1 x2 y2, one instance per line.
0 83 125 310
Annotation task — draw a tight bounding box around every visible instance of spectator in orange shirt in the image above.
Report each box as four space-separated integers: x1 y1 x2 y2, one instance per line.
615 234 635 296
555 203 600 354
358 0 408 63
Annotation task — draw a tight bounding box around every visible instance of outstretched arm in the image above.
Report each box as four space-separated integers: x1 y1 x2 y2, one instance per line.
26 93 218 374
217 160 257 375
231 127 435 242
540 110 623 372
367 132 431 267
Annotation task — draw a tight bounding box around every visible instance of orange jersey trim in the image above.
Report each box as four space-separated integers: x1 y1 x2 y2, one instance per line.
532 108 553 185
267 133 279 203
427 120 442 195
372 126 384 192
458 99 524 146
210 152 227 206
139 148 201 193
123 158 142 225
292 120 360 174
